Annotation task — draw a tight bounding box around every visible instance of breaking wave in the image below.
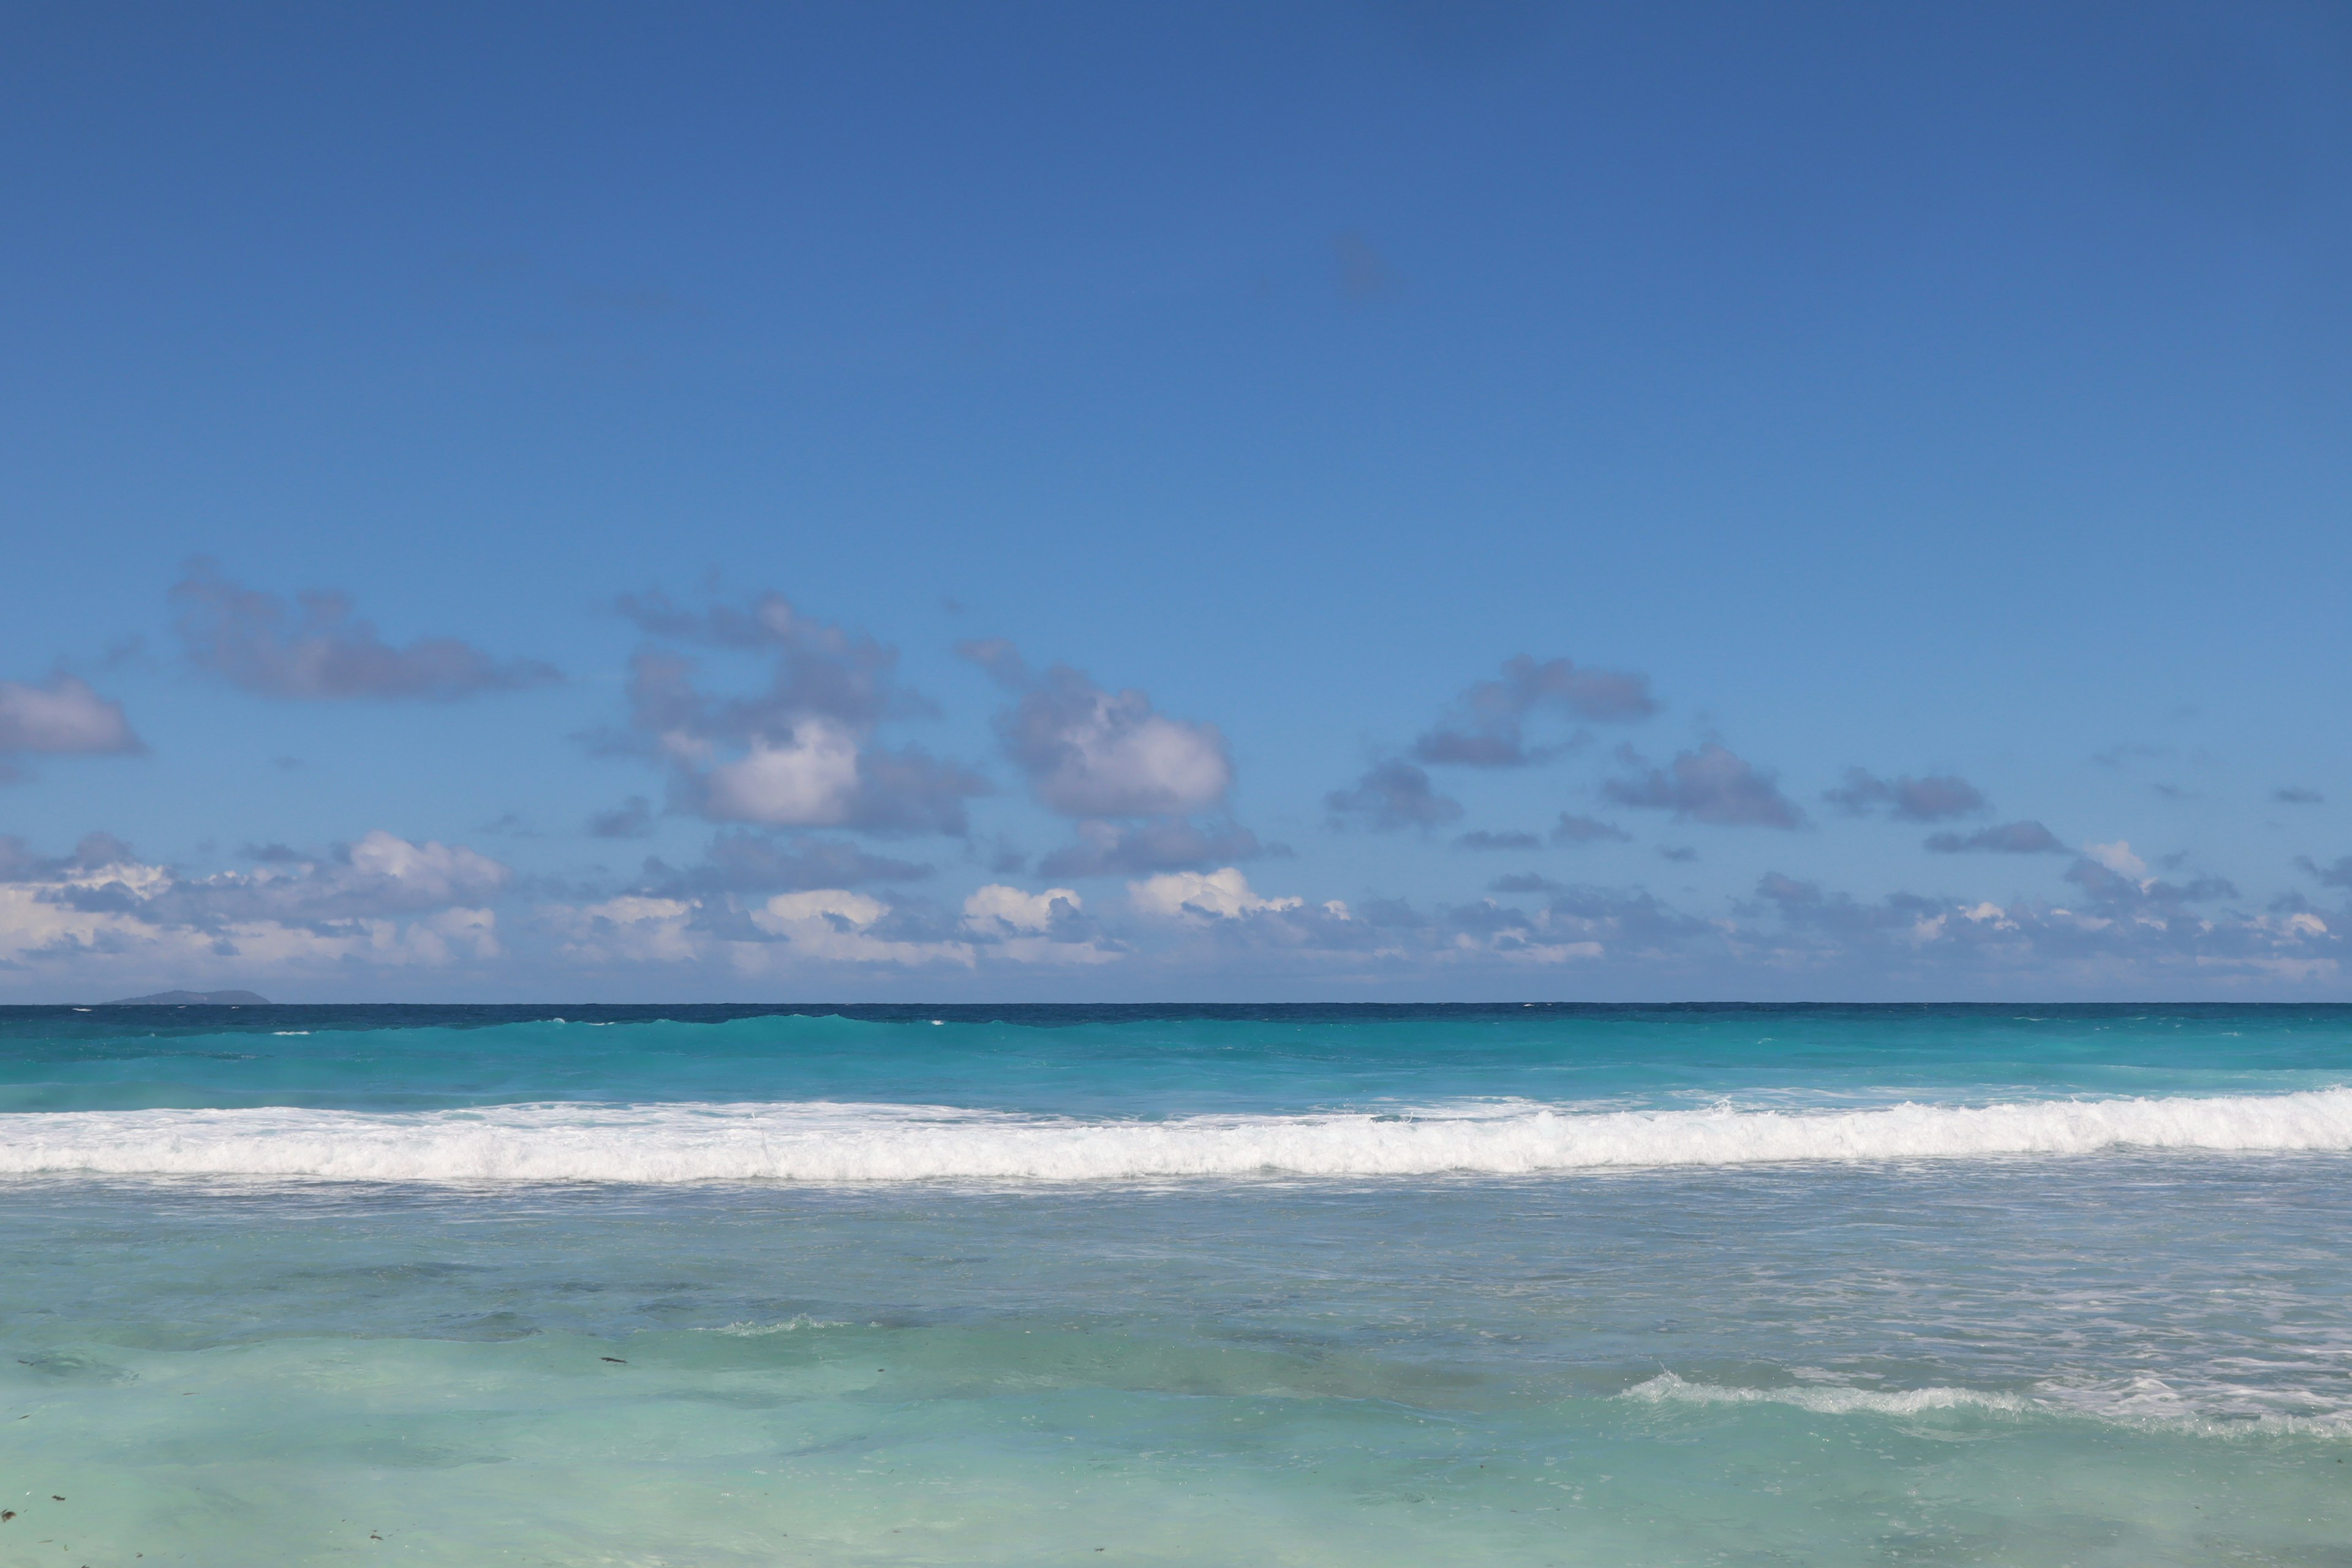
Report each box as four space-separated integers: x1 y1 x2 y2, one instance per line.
3 1086 2351 1184
1623 1371 2352 1438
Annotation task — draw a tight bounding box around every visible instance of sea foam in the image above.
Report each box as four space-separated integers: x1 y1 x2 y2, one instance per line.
3 1087 2351 1183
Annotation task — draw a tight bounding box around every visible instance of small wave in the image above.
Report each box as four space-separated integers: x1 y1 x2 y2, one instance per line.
2 1087 2350 1185
1623 1372 2350 1439
707 1316 850 1336
1625 1372 2031 1417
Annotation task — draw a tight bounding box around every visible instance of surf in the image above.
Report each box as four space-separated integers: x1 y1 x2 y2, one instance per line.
6 1085 2351 1183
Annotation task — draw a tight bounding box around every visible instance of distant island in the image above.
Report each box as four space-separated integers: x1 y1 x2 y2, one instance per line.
107 989 273 1006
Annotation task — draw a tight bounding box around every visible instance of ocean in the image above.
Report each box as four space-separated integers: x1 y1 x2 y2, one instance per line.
3 1003 2349 1565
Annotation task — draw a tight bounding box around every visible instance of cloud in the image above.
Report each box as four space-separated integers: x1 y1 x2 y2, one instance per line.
2062 852 2239 911
965 649 1232 818
0 830 509 982
127 832 511 925
1452 829 1540 851
608 593 988 836
172 563 559 700
638 832 933 896
1924 821 2065 854
961 884 1119 964
962 883 1080 933
1411 655 1657 768
1325 760 1463 831
1551 813 1632 845
744 891 976 968
0 676 142 764
1823 768 1988 822
1536 883 1713 950
1602 744 1805 828
0 832 137 883
954 636 1030 689
588 797 655 839
700 720 862 824
1037 818 1280 878
2274 787 2324 805
543 878 1117 971
2296 856 2352 889
1657 845 1697 862
1488 872 1556 893
1128 867 1304 921
2082 840 2148 879
1737 864 2335 989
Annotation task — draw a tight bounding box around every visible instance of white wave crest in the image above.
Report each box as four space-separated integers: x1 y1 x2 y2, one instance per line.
1623 1371 2351 1438
3 1087 2351 1184
1624 1371 2031 1417
708 1316 849 1336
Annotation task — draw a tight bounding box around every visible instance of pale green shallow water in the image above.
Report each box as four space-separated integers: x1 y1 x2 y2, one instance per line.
4 1005 2351 1564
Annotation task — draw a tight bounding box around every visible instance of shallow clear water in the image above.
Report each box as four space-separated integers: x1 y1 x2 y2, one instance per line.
4 1004 2350 1564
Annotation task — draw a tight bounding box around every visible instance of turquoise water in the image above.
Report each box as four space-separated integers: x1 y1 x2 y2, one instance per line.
4 1004 2351 1564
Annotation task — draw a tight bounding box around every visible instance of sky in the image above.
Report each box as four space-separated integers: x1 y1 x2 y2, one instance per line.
3 0 2350 1002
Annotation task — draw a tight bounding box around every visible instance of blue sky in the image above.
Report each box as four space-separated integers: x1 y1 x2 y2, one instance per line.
4 1 2350 1000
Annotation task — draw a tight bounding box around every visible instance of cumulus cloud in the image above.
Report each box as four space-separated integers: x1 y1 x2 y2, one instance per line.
2082 840 2147 879
0 676 142 765
172 563 559 701
1924 821 2065 854
608 593 987 836
963 883 1082 933
130 832 510 925
0 830 509 983
1603 744 1805 828
547 880 1116 971
1128 867 1305 921
1551 813 1632 845
962 646 1232 818
1411 654 1657 767
961 884 1118 964
1823 768 1988 822
1037 819 1279 878
1453 829 1541 851
1325 760 1463 832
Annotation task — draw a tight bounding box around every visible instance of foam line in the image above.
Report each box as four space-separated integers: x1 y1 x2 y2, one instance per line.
3 1087 2350 1184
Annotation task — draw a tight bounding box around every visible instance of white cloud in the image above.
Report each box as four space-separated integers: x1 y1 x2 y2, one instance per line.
1128 867 1303 921
1041 701 1229 817
959 883 1117 964
0 833 501 986
548 895 698 963
963 884 1082 932
2084 840 2148 879
344 830 510 908
701 721 864 826
748 889 974 967
990 665 1232 818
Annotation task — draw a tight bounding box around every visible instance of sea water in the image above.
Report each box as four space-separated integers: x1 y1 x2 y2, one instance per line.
2 1003 2348 1566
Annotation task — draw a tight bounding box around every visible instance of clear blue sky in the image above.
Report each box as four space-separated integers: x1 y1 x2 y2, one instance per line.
4 1 2348 1000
